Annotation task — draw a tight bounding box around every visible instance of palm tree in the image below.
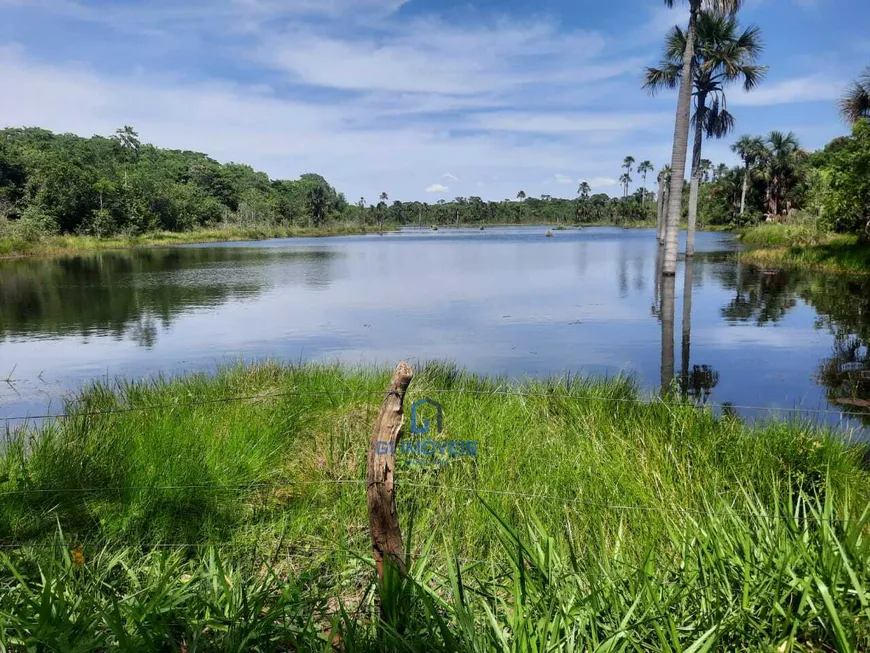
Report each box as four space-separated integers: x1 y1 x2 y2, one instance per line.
840 66 870 124
645 11 765 256
577 181 591 199
731 135 766 216
622 157 635 198
658 0 744 275
112 125 141 189
637 161 654 208
379 192 388 203
763 131 803 217
656 165 672 244
516 190 526 221
619 172 632 199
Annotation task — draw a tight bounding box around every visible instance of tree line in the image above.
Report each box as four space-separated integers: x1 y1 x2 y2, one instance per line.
0 126 348 238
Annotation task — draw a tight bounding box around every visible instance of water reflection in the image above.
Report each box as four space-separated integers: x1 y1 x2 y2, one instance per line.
660 263 676 395
0 247 340 344
717 262 870 424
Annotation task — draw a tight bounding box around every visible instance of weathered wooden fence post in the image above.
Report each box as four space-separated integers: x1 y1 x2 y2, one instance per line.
366 361 413 581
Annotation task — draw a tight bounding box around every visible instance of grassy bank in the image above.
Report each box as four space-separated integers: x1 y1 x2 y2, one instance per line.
0 223 393 259
2 362 869 650
740 224 870 274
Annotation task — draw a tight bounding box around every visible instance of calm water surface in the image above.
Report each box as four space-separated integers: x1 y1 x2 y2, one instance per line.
1 227 868 435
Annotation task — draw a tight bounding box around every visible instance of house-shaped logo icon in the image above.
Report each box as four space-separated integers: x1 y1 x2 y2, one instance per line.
409 398 443 435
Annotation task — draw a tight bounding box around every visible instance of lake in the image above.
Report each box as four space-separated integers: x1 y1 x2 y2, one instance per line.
1 226 868 435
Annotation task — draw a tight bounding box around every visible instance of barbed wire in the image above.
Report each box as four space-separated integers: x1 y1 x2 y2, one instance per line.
2 386 868 423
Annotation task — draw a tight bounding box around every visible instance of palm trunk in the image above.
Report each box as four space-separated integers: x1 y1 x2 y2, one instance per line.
661 272 676 395
656 178 665 243
662 3 698 276
686 92 705 258
661 184 671 244
739 162 749 216
680 257 694 398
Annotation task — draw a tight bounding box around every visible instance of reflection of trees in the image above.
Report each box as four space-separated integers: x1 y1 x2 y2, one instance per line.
0 247 338 344
661 272 676 395
818 338 870 425
682 364 720 403
678 258 720 403
720 267 797 325
718 262 870 424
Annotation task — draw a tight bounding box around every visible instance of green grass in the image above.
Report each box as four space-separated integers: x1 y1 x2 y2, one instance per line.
740 224 870 274
0 223 392 259
2 361 869 650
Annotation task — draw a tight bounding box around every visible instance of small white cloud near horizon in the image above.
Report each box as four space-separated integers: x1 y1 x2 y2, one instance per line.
442 172 458 181
585 177 619 189
425 183 449 194
554 173 574 184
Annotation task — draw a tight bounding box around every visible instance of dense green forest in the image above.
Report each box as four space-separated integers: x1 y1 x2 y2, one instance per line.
1 118 868 243
0 126 350 238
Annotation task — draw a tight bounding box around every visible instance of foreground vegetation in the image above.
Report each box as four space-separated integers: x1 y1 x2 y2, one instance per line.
739 224 870 274
1 362 868 650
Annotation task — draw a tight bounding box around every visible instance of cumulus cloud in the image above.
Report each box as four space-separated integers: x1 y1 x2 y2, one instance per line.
554 174 574 184
442 172 458 181
425 183 449 194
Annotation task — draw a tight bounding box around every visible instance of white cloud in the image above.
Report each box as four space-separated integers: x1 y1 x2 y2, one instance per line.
585 177 619 189
731 75 845 106
258 17 613 96
554 174 574 185
471 111 670 135
442 172 458 181
425 183 449 194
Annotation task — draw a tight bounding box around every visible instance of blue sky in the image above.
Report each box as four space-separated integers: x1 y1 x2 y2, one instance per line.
1 0 868 202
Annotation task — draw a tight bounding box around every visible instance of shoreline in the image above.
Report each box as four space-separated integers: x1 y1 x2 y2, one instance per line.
0 224 394 260
0 220 713 261
738 224 870 275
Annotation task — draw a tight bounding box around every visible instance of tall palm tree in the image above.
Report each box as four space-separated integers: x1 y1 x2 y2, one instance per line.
619 172 632 199
840 66 870 124
763 131 803 216
646 11 765 256
516 190 526 221
577 181 591 199
637 161 654 207
658 0 744 275
379 192 388 203
731 135 765 216
622 157 635 198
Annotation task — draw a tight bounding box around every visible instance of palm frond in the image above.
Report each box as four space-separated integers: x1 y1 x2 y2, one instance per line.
839 67 870 124
643 64 681 94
